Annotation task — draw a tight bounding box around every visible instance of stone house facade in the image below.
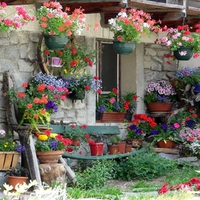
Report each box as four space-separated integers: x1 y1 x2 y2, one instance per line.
0 5 200 135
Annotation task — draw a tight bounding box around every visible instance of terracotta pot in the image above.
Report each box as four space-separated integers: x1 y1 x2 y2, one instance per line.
107 144 119 155
147 102 173 113
72 138 81 146
125 145 132 153
117 141 126 154
101 112 126 123
36 150 64 164
156 140 175 148
89 143 104 156
8 176 28 188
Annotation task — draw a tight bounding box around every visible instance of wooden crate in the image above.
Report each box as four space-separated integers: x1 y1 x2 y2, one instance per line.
0 152 20 170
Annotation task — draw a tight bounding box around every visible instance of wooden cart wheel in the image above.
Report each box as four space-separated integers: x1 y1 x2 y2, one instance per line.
37 34 77 75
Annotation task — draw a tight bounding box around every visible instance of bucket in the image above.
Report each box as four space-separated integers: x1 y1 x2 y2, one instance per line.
50 57 62 67
89 143 104 156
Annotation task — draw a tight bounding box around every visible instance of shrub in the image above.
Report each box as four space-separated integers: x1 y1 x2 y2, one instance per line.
75 160 116 190
113 150 178 180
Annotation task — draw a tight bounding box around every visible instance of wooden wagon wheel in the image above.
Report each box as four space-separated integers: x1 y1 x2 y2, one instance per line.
37 34 77 75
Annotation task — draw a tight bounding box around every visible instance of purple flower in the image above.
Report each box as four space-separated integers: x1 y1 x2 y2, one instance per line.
129 124 137 130
46 100 58 112
161 124 168 131
15 145 25 153
50 141 58 150
151 130 158 135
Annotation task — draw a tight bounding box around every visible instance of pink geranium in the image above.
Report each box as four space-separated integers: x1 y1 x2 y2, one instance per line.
0 2 35 32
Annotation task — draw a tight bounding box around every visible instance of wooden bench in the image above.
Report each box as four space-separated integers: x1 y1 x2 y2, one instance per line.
49 124 135 166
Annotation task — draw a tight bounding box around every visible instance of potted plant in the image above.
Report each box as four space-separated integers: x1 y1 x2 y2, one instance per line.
168 107 198 128
144 80 177 113
65 72 102 102
158 24 200 60
62 124 88 146
87 136 104 156
0 130 25 170
6 72 69 132
35 1 88 50
126 114 157 148
108 8 160 54
148 123 180 148
35 129 72 164
6 166 29 188
107 136 121 155
122 91 138 120
0 2 35 33
179 127 200 156
97 88 135 122
42 38 98 76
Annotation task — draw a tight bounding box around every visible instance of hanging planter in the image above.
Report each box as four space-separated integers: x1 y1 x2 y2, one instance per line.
113 41 136 55
192 84 200 93
44 35 68 50
173 46 193 61
49 57 63 67
68 89 85 102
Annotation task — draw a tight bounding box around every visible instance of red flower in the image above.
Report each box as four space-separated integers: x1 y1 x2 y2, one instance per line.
158 183 169 195
66 147 73 152
70 124 76 128
112 88 118 95
85 133 90 139
81 124 87 129
84 85 90 90
88 140 96 145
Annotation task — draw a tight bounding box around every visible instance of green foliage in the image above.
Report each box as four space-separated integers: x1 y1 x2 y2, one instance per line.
75 160 116 190
113 150 177 180
6 167 29 177
109 136 121 144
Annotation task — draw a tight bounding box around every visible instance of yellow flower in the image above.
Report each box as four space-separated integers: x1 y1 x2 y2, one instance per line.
49 133 57 138
38 134 48 141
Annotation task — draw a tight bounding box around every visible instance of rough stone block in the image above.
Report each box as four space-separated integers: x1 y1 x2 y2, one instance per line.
39 164 66 186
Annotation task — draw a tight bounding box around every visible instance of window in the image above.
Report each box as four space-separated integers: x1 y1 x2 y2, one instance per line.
96 41 119 93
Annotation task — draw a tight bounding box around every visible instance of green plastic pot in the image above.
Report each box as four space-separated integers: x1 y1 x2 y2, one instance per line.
113 41 136 55
173 46 193 61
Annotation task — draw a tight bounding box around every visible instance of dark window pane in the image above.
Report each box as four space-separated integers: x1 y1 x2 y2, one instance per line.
101 43 117 91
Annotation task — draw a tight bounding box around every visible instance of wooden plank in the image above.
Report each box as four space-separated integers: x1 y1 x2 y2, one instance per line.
154 148 179 154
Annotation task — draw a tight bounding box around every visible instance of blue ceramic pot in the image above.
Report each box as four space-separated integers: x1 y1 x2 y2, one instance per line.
173 46 193 61
113 41 136 55
192 84 200 93
44 35 68 50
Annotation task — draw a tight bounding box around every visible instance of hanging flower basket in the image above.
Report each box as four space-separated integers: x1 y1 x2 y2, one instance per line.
44 35 68 50
68 89 86 101
173 46 193 61
113 41 136 55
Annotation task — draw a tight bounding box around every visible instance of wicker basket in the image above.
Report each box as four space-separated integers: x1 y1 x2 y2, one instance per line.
0 152 20 170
